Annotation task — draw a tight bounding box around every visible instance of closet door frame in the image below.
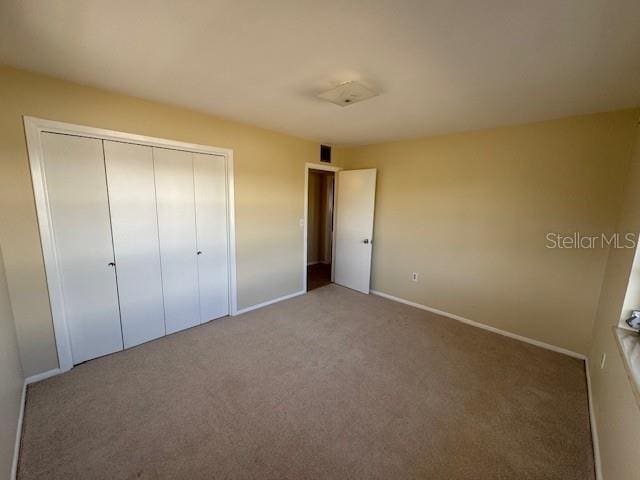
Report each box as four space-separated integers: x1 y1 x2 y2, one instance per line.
25 116 238 373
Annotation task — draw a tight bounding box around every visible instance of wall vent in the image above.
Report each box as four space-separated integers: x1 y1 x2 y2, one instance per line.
320 145 331 162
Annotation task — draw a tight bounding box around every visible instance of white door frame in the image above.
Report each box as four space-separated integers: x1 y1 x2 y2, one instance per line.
24 116 238 372
303 162 342 291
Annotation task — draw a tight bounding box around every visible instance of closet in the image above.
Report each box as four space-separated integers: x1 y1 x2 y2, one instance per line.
40 132 230 365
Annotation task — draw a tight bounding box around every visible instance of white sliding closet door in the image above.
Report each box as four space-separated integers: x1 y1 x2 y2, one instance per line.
104 141 166 348
41 133 123 364
193 153 229 322
154 148 200 334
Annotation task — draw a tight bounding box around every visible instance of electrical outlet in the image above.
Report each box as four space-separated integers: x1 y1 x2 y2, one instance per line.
411 272 419 282
600 353 606 369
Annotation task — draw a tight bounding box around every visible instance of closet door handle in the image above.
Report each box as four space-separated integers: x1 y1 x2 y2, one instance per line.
108 262 116 267
197 251 203 255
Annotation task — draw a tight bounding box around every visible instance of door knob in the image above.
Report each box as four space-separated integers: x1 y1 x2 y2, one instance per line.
363 239 369 244
197 251 203 255
108 262 116 267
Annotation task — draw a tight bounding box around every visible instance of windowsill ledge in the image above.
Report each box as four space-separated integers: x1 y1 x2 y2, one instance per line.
613 327 640 408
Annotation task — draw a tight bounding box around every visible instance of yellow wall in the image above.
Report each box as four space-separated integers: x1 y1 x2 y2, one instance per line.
0 66 325 376
588 130 640 480
0 244 23 479
337 110 640 355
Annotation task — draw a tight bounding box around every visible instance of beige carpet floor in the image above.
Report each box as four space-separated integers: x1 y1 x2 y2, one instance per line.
18 284 594 479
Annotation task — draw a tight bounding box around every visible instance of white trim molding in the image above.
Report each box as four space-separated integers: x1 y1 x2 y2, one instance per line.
12 368 65 480
25 368 62 385
23 116 238 371
303 162 341 292
234 290 306 316
584 360 602 480
10 383 26 480
225 151 238 316
371 290 586 360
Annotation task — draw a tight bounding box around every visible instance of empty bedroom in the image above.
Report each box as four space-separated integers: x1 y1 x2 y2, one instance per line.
1 1 640 479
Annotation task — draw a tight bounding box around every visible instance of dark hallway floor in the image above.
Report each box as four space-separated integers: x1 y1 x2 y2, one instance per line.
307 263 331 291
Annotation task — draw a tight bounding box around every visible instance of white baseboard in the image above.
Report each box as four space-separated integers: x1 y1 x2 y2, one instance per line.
585 360 602 480
234 290 306 315
11 368 64 478
25 368 62 385
371 290 586 360
10 383 26 480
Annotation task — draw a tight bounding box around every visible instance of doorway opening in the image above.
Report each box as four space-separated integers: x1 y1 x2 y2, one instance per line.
306 168 335 291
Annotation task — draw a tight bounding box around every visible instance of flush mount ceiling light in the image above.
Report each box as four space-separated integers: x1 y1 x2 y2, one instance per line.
317 81 378 107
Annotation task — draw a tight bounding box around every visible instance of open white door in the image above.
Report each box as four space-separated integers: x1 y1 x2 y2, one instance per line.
334 169 377 294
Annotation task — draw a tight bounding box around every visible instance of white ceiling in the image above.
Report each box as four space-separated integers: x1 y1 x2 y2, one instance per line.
1 0 639 145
